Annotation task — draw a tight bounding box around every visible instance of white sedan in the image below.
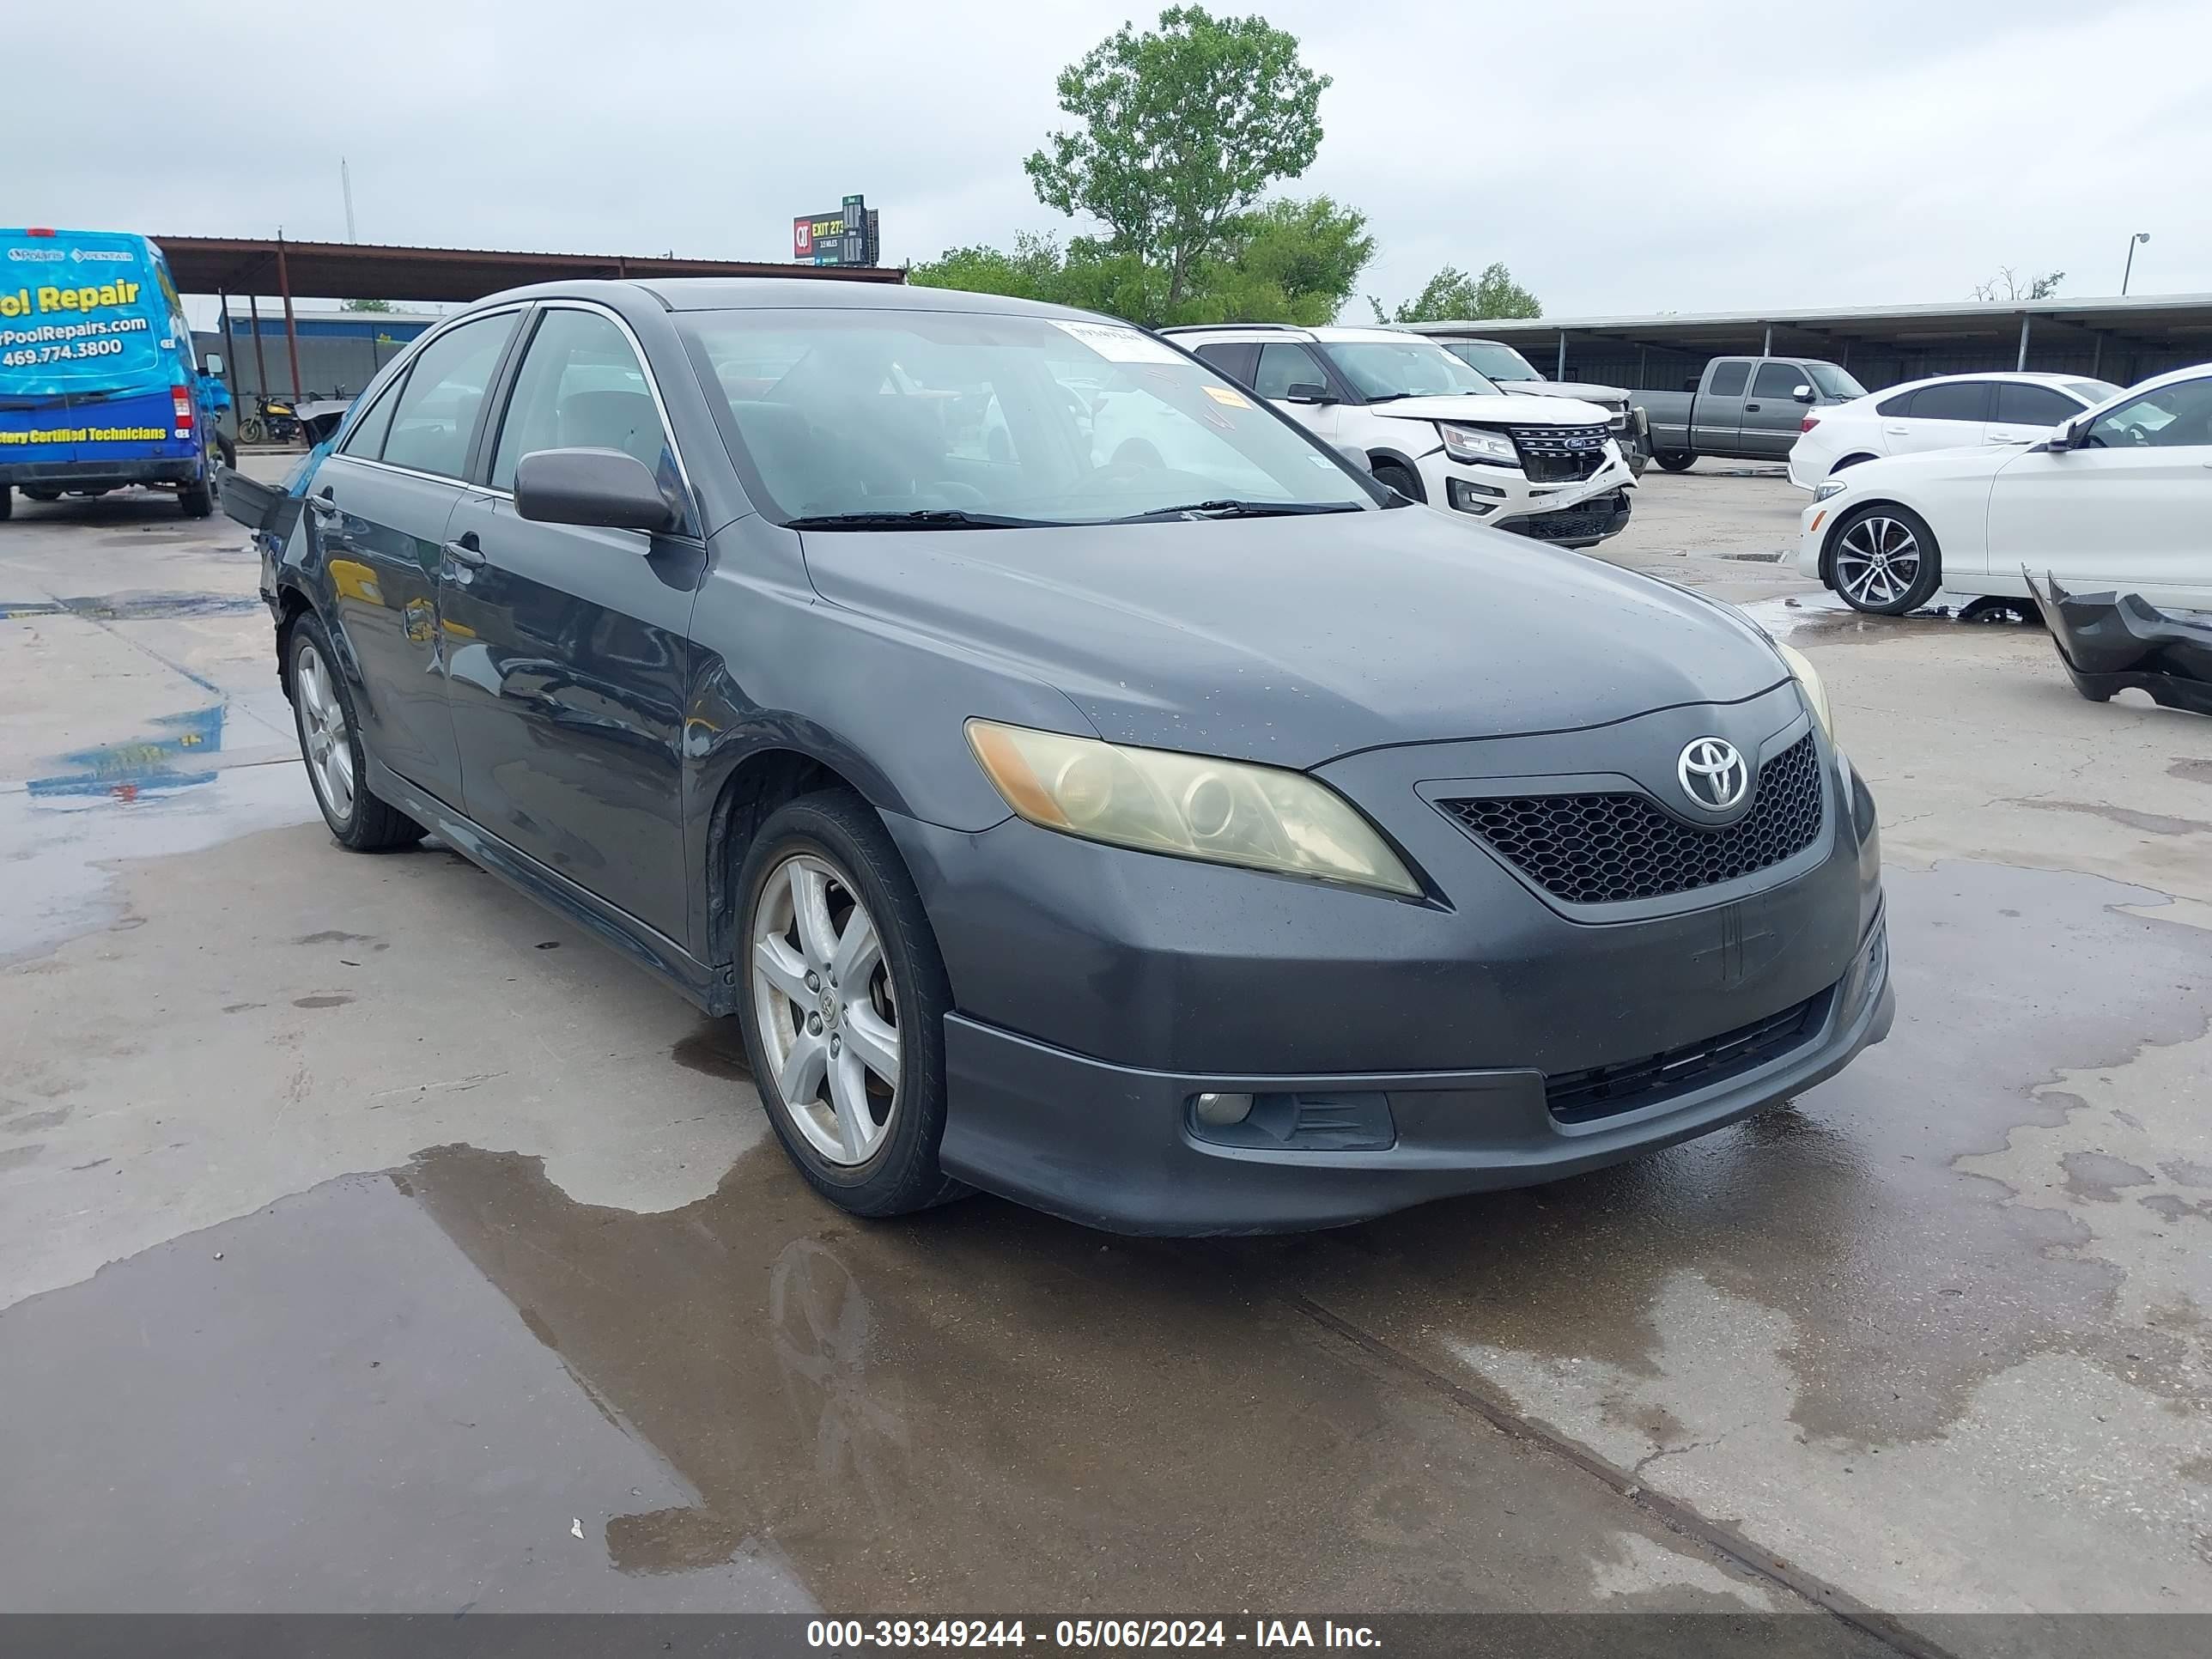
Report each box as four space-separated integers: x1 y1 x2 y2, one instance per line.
1796 362 2212 614
1786 371 2119 489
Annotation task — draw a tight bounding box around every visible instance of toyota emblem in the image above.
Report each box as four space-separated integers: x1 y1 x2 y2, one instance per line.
1678 738 1749 812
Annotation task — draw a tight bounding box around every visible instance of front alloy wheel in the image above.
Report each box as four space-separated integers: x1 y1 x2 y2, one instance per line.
751 853 902 1165
1831 505 1942 615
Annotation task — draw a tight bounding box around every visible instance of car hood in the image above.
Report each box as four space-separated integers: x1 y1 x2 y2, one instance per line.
799 507 1789 768
1499 379 1630 406
1363 392 1613 427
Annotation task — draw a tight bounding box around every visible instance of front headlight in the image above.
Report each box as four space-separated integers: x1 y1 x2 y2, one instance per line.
966 720 1421 897
1813 478 1851 502
1438 422 1519 466
1775 640 1833 738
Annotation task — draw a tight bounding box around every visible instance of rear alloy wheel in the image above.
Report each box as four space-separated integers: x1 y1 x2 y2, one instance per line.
735 792 963 1218
1830 504 1942 615
288 613 425 851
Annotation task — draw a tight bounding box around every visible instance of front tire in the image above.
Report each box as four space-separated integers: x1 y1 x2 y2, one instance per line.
1372 462 1425 502
734 791 964 1218
1654 451 1698 472
287 612 425 850
1828 503 1942 615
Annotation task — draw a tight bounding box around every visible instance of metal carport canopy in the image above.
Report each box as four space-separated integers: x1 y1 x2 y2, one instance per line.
153 235 904 304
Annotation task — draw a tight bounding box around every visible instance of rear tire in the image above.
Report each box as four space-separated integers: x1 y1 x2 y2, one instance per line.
1827 503 1943 615
0 485 10 520
1654 451 1698 472
734 790 966 1218
286 611 425 851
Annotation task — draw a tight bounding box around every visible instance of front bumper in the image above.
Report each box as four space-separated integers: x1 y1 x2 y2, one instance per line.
887 694 1888 1234
1796 499 1833 583
1418 441 1636 542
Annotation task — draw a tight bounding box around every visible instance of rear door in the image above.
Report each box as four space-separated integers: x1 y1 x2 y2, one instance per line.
439 301 701 943
1740 361 1814 457
1986 374 2212 603
303 308 521 806
1692 359 1751 453
1878 380 1991 457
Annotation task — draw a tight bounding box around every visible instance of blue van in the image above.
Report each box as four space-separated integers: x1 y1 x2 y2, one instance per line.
0 228 222 520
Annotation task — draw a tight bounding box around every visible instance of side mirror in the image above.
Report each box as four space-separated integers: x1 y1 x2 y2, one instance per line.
203 353 225 376
514 447 679 534
1792 384 1814 403
1334 443 1371 473
1284 382 1334 405
2042 417 2085 453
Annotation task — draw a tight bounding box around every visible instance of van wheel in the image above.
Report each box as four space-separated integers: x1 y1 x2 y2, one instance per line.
0 486 10 520
179 476 216 518
288 612 425 851
1829 504 1942 615
735 790 967 1218
1654 451 1698 472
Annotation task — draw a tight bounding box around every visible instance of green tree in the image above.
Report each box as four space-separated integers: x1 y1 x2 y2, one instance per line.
908 233 1070 302
1024 7 1330 318
1371 262 1542 324
341 297 394 313
1172 196 1375 325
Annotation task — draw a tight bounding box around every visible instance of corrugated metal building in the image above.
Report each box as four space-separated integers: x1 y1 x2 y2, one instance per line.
192 310 441 401
1419 293 2212 393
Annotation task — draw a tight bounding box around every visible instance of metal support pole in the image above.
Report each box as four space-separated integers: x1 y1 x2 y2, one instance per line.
218 289 238 381
1637 343 1648 390
1838 339 1850 370
2016 312 2032 372
276 239 303 403
248 292 269 399
1555 333 1567 379
2090 332 2102 376
1761 324 1772 356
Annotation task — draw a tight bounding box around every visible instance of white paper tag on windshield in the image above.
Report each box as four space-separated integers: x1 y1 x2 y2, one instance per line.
1050 319 1183 364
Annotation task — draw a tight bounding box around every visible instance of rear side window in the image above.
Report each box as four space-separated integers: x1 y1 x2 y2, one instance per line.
337 375 404 459
1193 343 1257 386
1875 390 1914 417
1750 362 1803 398
1706 362 1750 398
380 313 520 479
1904 381 1990 422
1252 342 1329 399
489 307 671 490
1996 383 2082 428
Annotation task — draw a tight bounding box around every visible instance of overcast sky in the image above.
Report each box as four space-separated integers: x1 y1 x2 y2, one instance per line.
11 0 2208 320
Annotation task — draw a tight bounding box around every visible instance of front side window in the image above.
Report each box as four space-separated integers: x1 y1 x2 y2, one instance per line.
380 312 520 479
1251 342 1329 399
1751 362 1804 399
337 373 405 459
1905 381 1989 422
2087 377 2212 450
680 309 1373 526
1995 383 2081 428
1325 341 1498 401
491 307 672 490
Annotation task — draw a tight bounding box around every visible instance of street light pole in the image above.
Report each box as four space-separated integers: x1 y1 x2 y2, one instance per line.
2122 232 2149 296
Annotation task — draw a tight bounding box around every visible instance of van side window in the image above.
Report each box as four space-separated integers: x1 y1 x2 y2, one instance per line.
1707 362 1750 398
338 375 405 460
379 313 521 479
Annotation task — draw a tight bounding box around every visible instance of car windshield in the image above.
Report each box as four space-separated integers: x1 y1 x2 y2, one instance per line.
1805 363 1867 399
1439 340 1540 381
1327 341 1500 401
678 309 1376 527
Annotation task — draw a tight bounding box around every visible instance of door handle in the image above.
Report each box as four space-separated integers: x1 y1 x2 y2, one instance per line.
1882 424 1909 435
306 493 338 519
1744 403 1761 411
442 533 486 569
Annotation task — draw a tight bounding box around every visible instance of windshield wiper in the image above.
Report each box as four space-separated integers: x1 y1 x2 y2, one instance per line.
782 508 1052 531
1110 498 1364 523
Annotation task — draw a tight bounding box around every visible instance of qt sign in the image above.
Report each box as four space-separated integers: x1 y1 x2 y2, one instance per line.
793 195 878 267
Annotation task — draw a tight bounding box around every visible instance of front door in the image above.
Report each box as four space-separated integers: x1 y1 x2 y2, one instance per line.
1986 374 2212 605
305 307 520 805
1252 342 1340 443
439 303 702 944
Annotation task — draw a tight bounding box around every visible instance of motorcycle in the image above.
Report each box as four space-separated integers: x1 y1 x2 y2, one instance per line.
238 393 301 446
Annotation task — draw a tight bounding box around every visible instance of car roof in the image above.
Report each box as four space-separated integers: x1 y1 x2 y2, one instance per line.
1160 323 1442 347
471 276 1115 324
1856 369 2119 404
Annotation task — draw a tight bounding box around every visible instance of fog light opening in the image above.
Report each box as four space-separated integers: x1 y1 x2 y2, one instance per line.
1192 1091 1254 1127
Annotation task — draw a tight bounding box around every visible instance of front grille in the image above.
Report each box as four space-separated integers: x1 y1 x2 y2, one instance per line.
1546 989 1829 1124
1509 422 1611 482
1496 491 1627 544
1437 732 1825 905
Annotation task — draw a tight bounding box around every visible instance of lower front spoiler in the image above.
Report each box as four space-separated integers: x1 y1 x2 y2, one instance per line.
939 921 1894 1237
1492 489 1632 548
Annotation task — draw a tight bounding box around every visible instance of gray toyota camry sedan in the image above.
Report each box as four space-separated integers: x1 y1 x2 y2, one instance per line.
259 278 1892 1234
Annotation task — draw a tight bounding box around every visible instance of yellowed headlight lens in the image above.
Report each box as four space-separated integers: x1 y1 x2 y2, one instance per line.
1776 640 1833 738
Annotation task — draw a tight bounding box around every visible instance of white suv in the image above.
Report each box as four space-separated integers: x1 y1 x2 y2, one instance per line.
1161 324 1634 547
